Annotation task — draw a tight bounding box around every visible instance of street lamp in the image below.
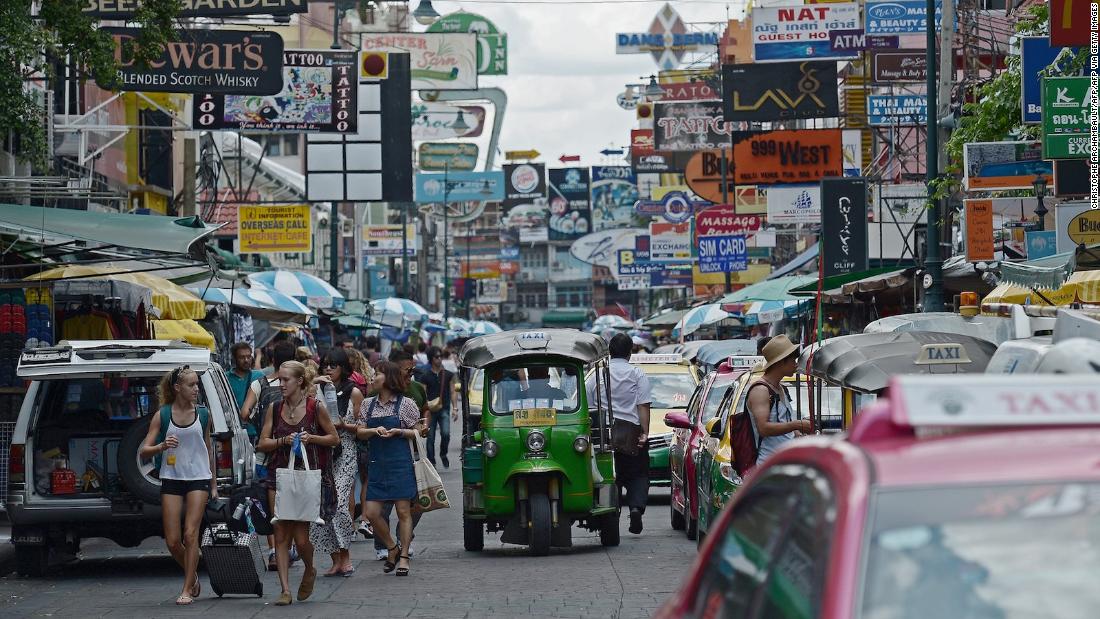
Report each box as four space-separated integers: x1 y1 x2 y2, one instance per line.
643 75 665 100
1032 175 1049 232
451 109 470 133
412 0 440 25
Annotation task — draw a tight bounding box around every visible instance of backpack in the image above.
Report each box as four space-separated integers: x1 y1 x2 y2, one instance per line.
729 381 785 477
154 405 210 470
251 376 283 437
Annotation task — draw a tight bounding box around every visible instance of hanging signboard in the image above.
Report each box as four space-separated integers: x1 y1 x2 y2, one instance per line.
238 205 311 253
828 29 899 52
963 199 995 262
411 103 486 140
414 171 505 203
684 129 844 190
867 95 928 126
1049 0 1092 45
695 206 763 238
417 143 478 171
722 61 840 122
751 3 861 62
650 263 694 288
99 28 284 95
1041 76 1094 160
649 221 692 262
963 141 1053 191
360 33 478 90
426 11 508 75
654 101 729 152
503 163 547 208
83 0 308 18
634 191 710 223
1020 37 1087 124
698 235 748 273
548 168 592 241
820 178 868 277
766 184 822 224
363 224 417 256
615 3 721 70
872 50 929 82
194 49 357 133
864 0 944 35
617 248 665 276
590 166 640 231
658 79 720 101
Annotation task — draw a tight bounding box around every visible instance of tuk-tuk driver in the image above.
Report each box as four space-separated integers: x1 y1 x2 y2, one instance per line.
521 366 568 406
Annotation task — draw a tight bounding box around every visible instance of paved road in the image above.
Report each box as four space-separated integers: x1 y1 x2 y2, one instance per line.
0 447 698 618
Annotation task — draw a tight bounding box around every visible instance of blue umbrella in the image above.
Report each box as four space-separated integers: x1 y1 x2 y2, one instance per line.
188 283 314 319
468 320 503 336
248 270 345 310
370 297 429 327
673 303 732 338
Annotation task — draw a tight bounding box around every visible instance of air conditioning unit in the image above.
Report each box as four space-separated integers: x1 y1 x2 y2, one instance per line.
520 272 531 281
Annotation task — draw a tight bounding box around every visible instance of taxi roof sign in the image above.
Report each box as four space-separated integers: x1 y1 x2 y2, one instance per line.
515 331 551 350
629 353 683 364
726 355 765 369
892 375 1100 428
913 343 972 366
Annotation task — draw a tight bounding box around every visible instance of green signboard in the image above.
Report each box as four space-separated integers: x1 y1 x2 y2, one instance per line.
1041 76 1094 159
427 11 508 75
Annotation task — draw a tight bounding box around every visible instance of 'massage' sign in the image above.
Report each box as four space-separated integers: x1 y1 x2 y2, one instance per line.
100 28 284 95
83 0 308 18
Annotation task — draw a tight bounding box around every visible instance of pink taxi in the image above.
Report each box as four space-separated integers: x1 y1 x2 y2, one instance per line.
656 374 1100 618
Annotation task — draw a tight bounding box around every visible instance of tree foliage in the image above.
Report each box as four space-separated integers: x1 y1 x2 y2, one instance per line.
0 0 180 169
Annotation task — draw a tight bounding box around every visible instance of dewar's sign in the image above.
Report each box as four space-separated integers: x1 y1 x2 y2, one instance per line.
99 28 284 95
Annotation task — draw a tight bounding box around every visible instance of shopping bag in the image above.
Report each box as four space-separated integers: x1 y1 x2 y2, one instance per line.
409 434 450 513
272 434 325 524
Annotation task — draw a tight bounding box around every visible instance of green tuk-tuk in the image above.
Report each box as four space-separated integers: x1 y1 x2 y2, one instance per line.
457 329 619 555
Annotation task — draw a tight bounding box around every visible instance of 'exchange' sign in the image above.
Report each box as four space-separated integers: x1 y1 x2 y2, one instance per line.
1042 76 1095 160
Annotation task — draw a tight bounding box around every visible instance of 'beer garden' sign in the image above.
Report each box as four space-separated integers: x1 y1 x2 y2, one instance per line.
1042 76 1094 160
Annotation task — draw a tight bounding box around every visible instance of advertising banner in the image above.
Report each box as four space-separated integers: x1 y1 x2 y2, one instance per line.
963 199 995 262
83 0 307 18
828 30 900 52
692 263 771 296
414 171 505 203
476 279 505 304
1054 201 1096 252
751 3 861 62
1041 76 1094 159
842 129 863 176
1026 230 1058 260
1020 37 1087 124
238 205 311 253
360 33 478 90
590 166 640 231
820 178 868 278
503 163 547 207
617 248 664 276
864 0 944 34
963 141 1053 191
872 50 928 82
650 263 694 288
649 222 692 262
363 224 417 256
654 101 729 152
634 191 709 224
426 12 508 75
736 186 769 215
631 129 683 172
766 184 822 224
867 95 928 126
659 79 720 101
698 235 748 273
547 168 592 241
411 103 486 140
695 206 763 238
100 28 284 95
684 129 843 189
194 49 356 133
418 143 478 171
1050 0 1093 45
722 61 839 122
615 3 721 70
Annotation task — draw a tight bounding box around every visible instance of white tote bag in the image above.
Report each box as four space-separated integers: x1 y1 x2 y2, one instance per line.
409 433 450 513
272 437 325 524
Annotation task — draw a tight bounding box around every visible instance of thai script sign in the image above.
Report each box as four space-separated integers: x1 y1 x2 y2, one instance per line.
751 3 861 62
1041 76 1094 159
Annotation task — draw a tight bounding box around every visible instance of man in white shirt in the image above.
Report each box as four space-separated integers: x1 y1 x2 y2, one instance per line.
587 333 652 534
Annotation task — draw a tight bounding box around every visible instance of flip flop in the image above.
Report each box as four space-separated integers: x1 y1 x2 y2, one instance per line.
340 567 356 577
175 594 194 606
191 580 200 598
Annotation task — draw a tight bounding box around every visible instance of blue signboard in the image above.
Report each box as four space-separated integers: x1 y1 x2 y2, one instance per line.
865 0 944 34
698 235 748 273
651 262 693 288
617 248 663 276
867 95 928 126
1026 230 1057 259
1020 37 1087 124
500 246 520 260
414 171 505 203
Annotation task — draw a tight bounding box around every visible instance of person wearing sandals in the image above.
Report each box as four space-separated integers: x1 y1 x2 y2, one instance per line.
310 348 364 577
258 361 340 605
138 366 216 606
356 361 421 577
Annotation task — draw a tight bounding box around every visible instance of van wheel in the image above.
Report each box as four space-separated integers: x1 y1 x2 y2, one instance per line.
118 414 163 505
463 516 484 552
599 512 620 547
528 493 551 557
15 545 49 577
670 495 686 531
686 495 698 541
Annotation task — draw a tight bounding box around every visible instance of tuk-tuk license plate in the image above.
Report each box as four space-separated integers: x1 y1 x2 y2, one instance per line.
513 408 556 427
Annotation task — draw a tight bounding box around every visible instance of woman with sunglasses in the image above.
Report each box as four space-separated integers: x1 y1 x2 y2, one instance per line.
139 366 215 606
309 349 364 577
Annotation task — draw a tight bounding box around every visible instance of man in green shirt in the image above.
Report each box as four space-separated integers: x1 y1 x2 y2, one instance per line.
226 343 265 439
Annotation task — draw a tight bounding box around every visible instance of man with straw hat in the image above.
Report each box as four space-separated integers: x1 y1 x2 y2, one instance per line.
748 335 812 465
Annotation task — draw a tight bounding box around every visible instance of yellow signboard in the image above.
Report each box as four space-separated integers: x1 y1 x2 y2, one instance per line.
238 205 312 253
1068 209 1100 246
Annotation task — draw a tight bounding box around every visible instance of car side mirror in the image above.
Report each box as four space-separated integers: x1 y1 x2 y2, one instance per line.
664 412 691 429
705 417 722 438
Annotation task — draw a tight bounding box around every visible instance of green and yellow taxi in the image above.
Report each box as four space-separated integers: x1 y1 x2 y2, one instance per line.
627 353 700 488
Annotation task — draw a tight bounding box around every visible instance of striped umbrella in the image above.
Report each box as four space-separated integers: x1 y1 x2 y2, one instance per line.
370 297 429 326
188 284 314 319
468 320 503 336
447 317 473 335
247 270 345 310
673 303 732 337
592 314 635 330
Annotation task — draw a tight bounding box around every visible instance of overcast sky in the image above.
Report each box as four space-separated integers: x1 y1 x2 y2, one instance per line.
419 0 747 169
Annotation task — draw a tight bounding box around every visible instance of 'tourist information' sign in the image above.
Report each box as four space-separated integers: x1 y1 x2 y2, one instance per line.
100 29 284 94
238 205 312 253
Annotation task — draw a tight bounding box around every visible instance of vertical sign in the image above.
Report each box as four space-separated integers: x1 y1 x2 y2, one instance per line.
964 199 995 262
820 178 868 277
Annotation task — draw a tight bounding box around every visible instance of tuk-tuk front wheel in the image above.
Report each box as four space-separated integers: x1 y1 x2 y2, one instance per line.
463 516 484 552
528 492 552 556
599 512 620 547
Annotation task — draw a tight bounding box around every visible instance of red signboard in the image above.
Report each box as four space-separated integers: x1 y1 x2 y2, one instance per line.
1049 0 1093 45
631 129 655 156
695 205 763 238
659 81 720 101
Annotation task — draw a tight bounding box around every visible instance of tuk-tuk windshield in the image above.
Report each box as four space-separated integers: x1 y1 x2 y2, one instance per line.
488 364 581 415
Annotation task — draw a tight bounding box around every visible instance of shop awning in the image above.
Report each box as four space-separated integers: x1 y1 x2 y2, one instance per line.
0 205 219 259
789 267 904 298
983 269 1100 306
767 244 819 280
720 275 818 305
541 309 591 326
26 265 207 320
150 319 216 351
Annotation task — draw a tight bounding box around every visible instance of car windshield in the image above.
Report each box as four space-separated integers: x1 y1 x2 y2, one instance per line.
647 372 695 409
487 364 580 415
861 482 1100 618
700 376 737 422
794 383 843 419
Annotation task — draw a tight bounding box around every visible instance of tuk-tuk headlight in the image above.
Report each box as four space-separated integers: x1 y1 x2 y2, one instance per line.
526 430 546 452
484 439 499 458
573 436 589 453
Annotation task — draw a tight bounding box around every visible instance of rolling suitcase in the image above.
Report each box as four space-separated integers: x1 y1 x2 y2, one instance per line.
201 522 265 597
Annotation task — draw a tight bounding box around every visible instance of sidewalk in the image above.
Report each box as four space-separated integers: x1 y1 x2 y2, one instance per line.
0 519 13 577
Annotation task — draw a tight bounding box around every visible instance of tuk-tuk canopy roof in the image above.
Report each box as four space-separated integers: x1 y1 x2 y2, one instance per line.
458 329 608 369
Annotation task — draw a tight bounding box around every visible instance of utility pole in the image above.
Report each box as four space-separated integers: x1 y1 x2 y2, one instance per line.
922 0 945 312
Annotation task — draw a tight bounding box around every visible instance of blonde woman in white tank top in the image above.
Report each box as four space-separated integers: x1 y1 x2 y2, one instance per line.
139 366 216 606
